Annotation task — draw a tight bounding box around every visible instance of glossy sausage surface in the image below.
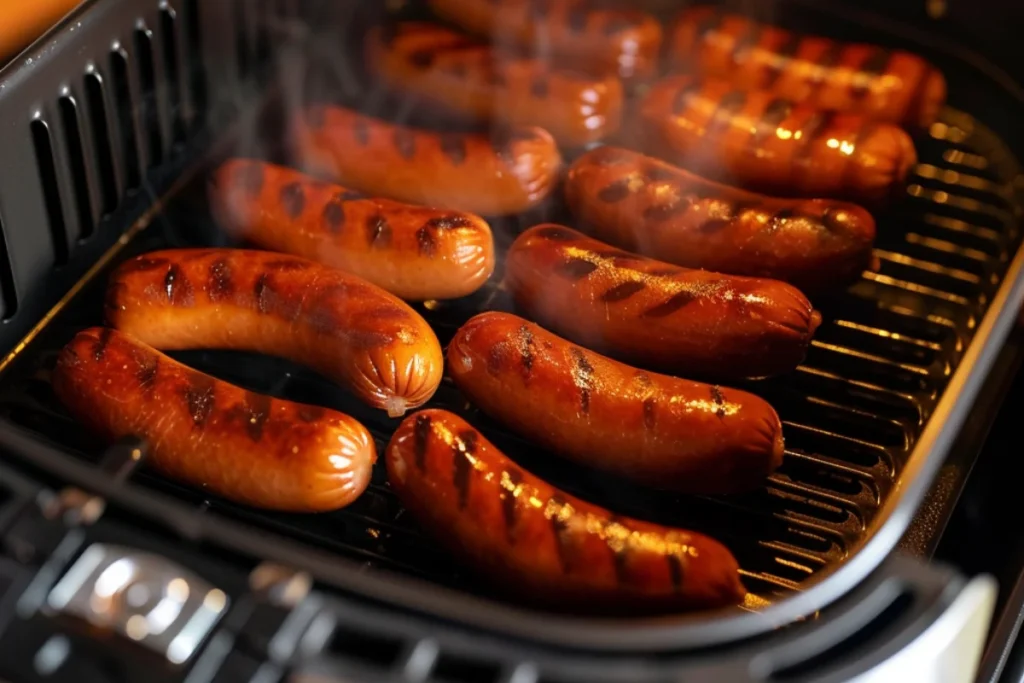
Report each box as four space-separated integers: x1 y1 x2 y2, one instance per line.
387 409 747 612
105 249 443 416
668 6 947 128
449 312 784 494
426 0 662 81
210 159 495 301
368 22 623 148
53 328 376 512
565 146 878 293
639 75 917 205
290 104 562 216
505 225 820 380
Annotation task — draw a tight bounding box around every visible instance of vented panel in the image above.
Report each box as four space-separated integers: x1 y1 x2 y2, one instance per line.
0 0 253 352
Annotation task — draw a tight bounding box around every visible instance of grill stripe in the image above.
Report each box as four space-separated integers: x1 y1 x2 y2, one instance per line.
501 468 523 541
452 430 477 510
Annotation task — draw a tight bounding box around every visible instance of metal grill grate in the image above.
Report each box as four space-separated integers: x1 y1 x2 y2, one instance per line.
0 104 1019 606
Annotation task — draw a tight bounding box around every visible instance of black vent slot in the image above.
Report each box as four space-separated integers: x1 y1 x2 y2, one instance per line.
134 27 163 167
184 0 207 121
30 119 69 266
234 0 252 79
0 215 17 320
57 96 94 240
326 626 404 668
160 7 185 143
110 49 141 189
431 653 502 683
84 72 118 215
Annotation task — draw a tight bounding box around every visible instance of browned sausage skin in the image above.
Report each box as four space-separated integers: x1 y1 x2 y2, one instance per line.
54 328 376 512
449 311 784 494
105 249 443 416
565 146 878 293
426 0 663 82
387 409 747 612
290 104 562 216
367 22 623 148
210 159 495 301
505 225 820 380
639 75 917 205
668 6 947 128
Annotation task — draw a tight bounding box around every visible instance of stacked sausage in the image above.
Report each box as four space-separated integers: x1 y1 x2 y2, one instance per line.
52 1 945 615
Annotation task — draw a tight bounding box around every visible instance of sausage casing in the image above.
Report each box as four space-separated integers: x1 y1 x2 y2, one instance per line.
668 6 947 128
105 249 443 416
290 104 562 216
565 146 878 293
367 22 623 148
53 328 376 512
639 75 917 205
210 159 495 301
387 409 747 612
505 225 820 380
425 0 663 81
449 311 784 494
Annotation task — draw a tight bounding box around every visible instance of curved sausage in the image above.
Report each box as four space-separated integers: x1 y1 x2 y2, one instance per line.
425 0 662 81
667 6 947 129
209 159 495 301
53 328 376 512
387 409 747 612
505 225 820 380
449 312 784 494
565 146 878 293
105 249 443 416
367 22 623 148
289 104 562 216
638 75 918 205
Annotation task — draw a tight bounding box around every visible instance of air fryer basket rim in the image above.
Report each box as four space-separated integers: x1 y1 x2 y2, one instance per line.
0 144 1020 655
0 0 1022 653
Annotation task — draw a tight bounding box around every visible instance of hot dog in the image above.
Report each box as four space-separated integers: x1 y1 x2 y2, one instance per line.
638 75 918 205
565 146 878 293
53 328 376 512
209 159 495 301
505 225 820 380
366 22 624 148
668 6 947 129
449 312 784 494
289 104 561 216
387 409 747 612
105 249 443 416
425 0 662 82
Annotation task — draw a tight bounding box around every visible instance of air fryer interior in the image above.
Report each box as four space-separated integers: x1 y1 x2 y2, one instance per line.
0 0 1022 648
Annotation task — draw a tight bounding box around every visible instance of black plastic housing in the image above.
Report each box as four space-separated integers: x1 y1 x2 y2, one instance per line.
0 0 1021 679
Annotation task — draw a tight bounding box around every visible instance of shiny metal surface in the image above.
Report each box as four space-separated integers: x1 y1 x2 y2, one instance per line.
45 543 228 665
847 575 997 683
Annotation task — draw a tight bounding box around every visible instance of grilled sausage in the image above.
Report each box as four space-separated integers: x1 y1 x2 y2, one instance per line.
426 0 662 81
105 249 443 416
289 104 561 216
638 75 918 205
209 159 495 301
565 146 878 293
449 312 784 494
505 225 819 380
667 6 947 129
367 22 624 148
387 409 747 612
53 328 376 512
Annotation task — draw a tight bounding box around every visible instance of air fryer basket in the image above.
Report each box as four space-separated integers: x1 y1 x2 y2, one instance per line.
0 0 1022 653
